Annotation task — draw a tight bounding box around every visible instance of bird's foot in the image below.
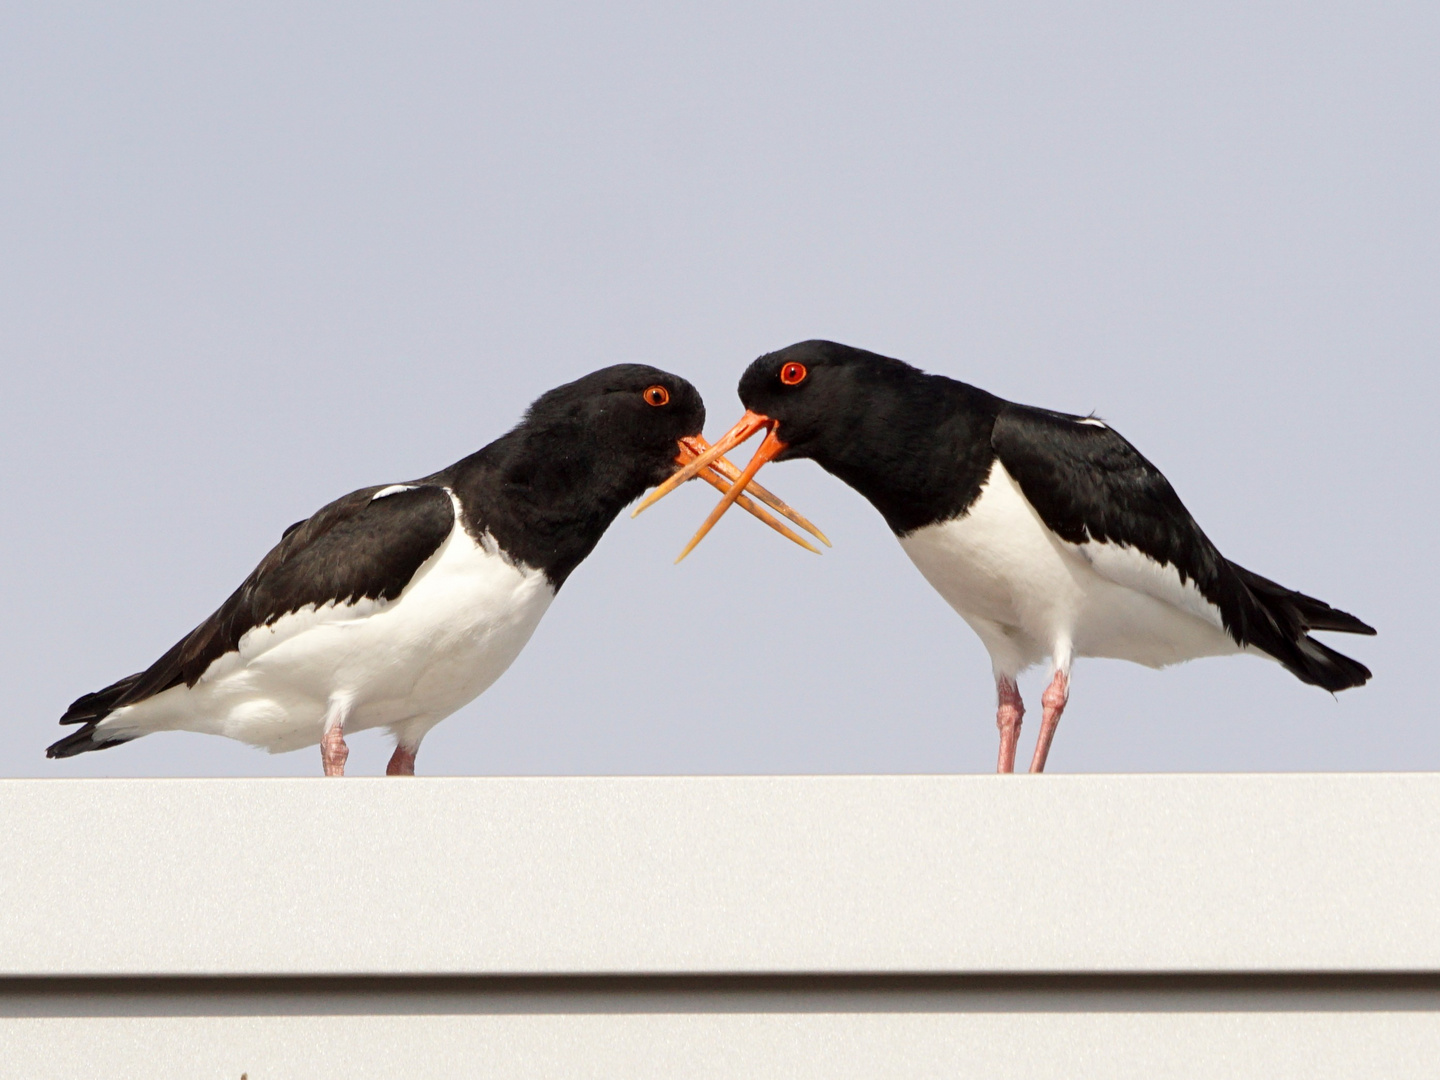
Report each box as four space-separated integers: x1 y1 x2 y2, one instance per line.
386 745 417 776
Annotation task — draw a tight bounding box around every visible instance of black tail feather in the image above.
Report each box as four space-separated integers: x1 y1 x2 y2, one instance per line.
1231 565 1376 637
51 671 148 758
58 672 145 726
1292 634 1374 692
1228 562 1373 691
46 722 132 759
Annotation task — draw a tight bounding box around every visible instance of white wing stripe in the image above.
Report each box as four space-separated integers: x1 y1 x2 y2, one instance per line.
372 484 418 501
1071 540 1226 630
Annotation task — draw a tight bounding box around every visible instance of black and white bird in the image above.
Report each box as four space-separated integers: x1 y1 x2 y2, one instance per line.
637 340 1375 773
48 365 819 776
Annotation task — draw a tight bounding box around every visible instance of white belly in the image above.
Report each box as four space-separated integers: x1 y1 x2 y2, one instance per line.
95 523 555 752
898 459 1239 676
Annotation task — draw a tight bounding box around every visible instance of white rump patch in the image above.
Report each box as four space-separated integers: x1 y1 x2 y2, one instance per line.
1077 417 1107 428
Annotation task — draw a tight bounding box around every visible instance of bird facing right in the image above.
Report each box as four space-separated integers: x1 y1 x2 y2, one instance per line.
639 340 1375 772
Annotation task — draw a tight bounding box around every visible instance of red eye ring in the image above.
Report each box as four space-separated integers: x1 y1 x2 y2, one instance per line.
643 384 670 407
780 362 808 386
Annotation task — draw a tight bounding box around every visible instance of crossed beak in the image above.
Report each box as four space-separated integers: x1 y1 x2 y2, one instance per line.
634 410 830 562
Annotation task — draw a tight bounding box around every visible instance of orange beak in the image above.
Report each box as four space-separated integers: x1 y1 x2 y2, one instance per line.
635 411 830 563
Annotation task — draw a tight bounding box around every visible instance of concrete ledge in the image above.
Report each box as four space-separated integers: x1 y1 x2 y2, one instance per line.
3 774 1437 976
3 775 1437 1077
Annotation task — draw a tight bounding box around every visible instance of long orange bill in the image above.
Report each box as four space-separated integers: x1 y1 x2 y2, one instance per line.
635 417 829 547
675 425 791 563
677 440 820 555
632 410 773 518
699 449 830 548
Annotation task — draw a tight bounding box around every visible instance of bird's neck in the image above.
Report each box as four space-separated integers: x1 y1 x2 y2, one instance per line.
443 433 646 589
807 379 1004 536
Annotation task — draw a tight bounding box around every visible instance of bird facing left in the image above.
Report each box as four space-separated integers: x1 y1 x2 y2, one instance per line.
46 365 810 776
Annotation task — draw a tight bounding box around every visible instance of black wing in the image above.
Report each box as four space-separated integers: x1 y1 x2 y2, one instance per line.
991 405 1372 690
50 484 455 751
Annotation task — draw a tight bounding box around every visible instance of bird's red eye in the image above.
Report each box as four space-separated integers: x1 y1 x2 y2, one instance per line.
780 362 807 386
643 385 670 406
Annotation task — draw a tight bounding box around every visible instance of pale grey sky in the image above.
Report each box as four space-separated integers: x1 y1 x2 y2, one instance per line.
3 2 1435 776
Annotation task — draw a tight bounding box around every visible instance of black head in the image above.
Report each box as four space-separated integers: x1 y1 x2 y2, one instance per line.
737 340 936 464
443 364 707 588
728 340 1005 535
518 363 706 495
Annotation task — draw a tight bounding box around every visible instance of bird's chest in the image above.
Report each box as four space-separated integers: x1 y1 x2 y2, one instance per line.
370 525 554 671
897 460 1082 634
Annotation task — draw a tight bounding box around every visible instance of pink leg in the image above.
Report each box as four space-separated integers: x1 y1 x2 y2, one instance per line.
320 723 350 777
1028 669 1070 773
386 745 417 776
996 677 1025 774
